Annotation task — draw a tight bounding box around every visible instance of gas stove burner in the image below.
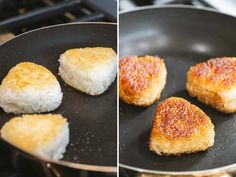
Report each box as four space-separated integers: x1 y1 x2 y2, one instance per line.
0 0 117 35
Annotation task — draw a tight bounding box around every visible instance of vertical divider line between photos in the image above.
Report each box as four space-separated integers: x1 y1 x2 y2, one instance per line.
117 0 120 176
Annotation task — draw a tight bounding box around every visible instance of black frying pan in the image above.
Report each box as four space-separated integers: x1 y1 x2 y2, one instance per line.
119 5 236 176
0 22 117 177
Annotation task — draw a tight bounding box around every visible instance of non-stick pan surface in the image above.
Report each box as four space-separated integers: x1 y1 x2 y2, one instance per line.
119 6 236 174
0 23 117 170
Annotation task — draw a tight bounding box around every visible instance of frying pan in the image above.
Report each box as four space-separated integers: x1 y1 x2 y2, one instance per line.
119 5 236 176
0 22 117 177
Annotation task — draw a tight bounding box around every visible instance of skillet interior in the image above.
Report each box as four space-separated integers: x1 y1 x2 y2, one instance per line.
119 6 236 172
0 23 117 167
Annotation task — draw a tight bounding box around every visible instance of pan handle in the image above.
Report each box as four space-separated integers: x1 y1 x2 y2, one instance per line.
45 163 61 177
45 162 89 177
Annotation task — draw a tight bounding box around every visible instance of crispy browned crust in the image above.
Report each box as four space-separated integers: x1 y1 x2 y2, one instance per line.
1 62 58 90
149 97 214 155
188 57 236 88
187 57 236 113
62 47 116 70
151 97 211 140
119 55 167 106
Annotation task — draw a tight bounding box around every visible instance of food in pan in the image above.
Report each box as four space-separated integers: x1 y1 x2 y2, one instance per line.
187 57 236 113
119 55 167 107
59 47 117 96
149 97 214 155
1 114 69 160
0 62 62 114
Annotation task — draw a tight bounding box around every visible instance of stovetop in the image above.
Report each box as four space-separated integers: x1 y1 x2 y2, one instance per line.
0 0 117 40
0 1 117 177
0 154 24 177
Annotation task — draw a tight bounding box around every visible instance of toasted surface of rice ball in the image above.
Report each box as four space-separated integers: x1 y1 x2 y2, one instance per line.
149 97 215 155
59 47 117 95
119 55 167 107
187 57 236 113
0 62 62 114
1 114 69 160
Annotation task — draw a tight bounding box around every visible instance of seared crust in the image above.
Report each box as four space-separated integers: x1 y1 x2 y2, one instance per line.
62 47 116 70
1 62 58 90
119 56 167 106
149 97 215 155
187 57 236 113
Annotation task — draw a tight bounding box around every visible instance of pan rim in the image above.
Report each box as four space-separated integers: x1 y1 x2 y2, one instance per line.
119 5 236 175
2 137 117 172
119 4 236 19
119 163 236 175
0 22 117 47
0 22 117 173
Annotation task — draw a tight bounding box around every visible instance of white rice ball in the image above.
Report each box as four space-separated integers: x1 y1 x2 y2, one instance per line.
1 114 69 160
0 62 63 114
59 47 117 95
